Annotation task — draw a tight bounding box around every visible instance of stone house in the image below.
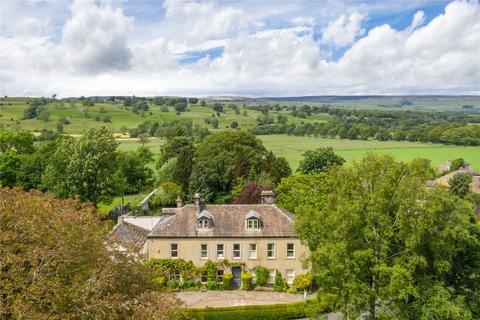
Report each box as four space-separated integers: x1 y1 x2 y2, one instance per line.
111 191 309 288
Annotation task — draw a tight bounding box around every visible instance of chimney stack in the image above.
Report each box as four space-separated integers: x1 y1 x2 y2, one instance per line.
261 190 275 204
193 193 201 206
176 196 183 208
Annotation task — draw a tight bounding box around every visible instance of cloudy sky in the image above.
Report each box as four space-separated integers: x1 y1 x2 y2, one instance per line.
1 0 479 97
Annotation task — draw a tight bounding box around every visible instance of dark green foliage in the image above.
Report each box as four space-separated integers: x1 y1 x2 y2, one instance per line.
230 121 238 129
450 158 465 171
212 103 224 113
449 172 472 198
42 126 118 205
222 273 233 290
174 101 188 112
273 271 288 292
296 154 480 318
187 302 310 320
241 273 253 290
253 266 269 287
188 97 199 104
297 147 345 174
115 147 154 194
211 118 219 129
189 131 267 202
158 136 194 193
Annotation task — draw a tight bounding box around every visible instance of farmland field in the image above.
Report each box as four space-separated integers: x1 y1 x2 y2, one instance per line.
259 135 480 170
115 135 480 171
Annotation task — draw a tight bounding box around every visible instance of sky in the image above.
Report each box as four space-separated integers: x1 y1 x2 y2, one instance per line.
0 0 479 97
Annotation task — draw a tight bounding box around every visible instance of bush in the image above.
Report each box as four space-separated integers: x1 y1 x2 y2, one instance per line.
241 273 253 291
450 158 465 171
187 301 308 320
222 273 233 290
273 271 288 292
293 274 312 292
253 266 269 287
206 280 218 290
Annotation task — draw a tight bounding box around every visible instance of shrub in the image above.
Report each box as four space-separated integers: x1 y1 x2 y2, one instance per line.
187 301 308 320
222 273 233 290
273 271 288 292
253 266 269 287
153 276 167 288
206 280 218 290
450 158 465 171
241 273 253 291
293 274 312 292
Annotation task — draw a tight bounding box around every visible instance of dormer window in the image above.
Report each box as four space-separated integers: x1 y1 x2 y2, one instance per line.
198 218 210 229
197 210 212 229
247 218 259 229
245 210 261 230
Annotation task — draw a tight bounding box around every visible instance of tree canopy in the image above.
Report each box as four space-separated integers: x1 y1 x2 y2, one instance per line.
295 154 480 319
297 147 345 174
0 187 181 319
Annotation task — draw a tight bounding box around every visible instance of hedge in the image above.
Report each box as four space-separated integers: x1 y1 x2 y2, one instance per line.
222 273 233 290
187 301 308 320
241 273 253 291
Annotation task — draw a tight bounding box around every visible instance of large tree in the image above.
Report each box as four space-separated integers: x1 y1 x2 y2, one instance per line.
42 126 118 206
189 131 267 202
0 187 182 319
297 146 345 174
296 154 480 319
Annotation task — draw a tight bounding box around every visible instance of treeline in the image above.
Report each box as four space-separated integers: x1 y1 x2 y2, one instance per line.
0 126 292 206
249 105 480 146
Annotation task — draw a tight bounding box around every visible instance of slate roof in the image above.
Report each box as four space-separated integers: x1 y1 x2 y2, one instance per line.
111 221 150 252
148 204 295 238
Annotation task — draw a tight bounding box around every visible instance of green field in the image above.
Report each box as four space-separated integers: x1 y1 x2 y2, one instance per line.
259 135 480 170
0 97 327 134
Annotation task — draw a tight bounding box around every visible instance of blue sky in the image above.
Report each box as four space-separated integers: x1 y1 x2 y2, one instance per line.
0 0 478 97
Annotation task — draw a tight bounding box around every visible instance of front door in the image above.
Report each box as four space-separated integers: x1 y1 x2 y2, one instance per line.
231 266 241 289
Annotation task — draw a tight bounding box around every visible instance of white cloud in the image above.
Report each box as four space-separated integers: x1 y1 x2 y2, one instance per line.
407 10 425 33
62 0 132 73
0 0 479 97
321 12 366 48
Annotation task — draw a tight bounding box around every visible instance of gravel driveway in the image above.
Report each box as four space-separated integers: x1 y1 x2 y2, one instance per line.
177 291 312 308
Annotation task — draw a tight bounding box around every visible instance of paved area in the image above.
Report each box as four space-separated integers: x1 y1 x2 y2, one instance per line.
176 291 313 308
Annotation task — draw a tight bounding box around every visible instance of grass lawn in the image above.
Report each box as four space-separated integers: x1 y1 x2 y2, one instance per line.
98 194 146 214
259 135 480 170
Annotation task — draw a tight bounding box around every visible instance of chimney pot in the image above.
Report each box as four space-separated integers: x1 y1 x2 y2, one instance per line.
176 196 183 208
194 193 201 206
260 190 275 204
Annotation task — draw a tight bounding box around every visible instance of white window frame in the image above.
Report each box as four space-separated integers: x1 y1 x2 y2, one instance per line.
286 269 295 285
247 218 259 229
249 243 257 259
200 243 208 259
216 243 224 259
170 243 178 258
286 243 295 259
267 243 276 259
233 243 241 259
198 218 209 229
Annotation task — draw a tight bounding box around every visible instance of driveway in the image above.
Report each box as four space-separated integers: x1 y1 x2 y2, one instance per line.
176 291 313 308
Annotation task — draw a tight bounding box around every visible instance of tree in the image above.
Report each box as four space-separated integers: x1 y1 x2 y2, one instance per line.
295 154 480 319
174 101 187 112
232 181 271 204
115 148 154 195
0 187 182 319
230 121 239 129
449 172 472 198
211 118 219 129
297 147 345 174
189 131 267 202
275 173 330 213
157 136 194 193
42 127 118 206
150 181 182 209
188 97 198 104
450 158 465 171
0 129 35 154
212 103 224 113
261 151 292 185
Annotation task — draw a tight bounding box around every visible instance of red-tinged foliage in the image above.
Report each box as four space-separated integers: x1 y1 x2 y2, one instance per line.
233 182 273 204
